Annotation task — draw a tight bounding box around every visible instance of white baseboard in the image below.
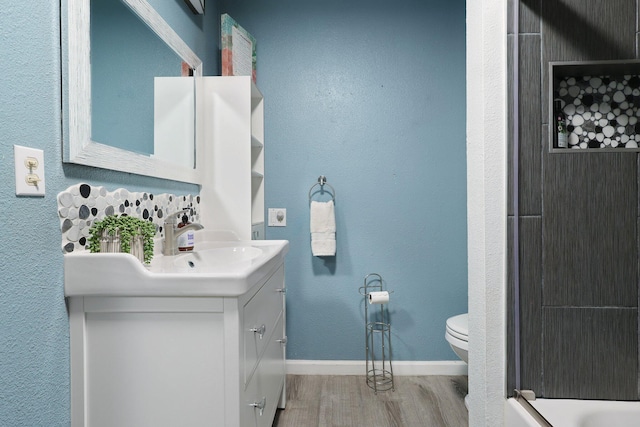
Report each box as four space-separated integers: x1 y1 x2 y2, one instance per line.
285 360 468 376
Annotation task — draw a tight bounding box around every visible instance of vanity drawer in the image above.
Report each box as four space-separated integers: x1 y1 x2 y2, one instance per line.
243 265 284 383
241 313 285 427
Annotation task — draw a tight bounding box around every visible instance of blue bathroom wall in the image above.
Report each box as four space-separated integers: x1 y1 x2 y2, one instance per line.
0 1 219 425
0 0 464 423
222 0 468 360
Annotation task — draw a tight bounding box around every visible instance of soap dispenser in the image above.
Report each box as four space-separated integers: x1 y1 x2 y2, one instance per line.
177 212 195 251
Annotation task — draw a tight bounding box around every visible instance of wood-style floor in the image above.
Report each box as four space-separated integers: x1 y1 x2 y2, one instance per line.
273 375 468 427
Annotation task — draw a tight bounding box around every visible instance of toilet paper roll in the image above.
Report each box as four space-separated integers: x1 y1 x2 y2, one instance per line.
368 291 389 305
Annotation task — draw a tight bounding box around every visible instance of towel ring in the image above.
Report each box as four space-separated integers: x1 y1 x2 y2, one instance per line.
308 175 336 202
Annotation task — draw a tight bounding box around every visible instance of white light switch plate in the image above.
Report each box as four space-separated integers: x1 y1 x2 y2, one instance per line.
268 208 287 227
14 145 45 196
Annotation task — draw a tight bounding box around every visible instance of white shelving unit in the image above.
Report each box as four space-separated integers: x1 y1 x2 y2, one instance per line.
250 83 265 239
201 76 265 239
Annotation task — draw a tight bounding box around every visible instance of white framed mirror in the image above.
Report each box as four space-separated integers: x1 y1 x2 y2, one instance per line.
62 0 204 184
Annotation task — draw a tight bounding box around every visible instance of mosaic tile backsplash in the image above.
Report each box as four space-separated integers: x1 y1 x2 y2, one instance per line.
556 74 640 149
57 183 201 254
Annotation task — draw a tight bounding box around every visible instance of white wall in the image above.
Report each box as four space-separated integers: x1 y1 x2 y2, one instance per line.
466 0 508 426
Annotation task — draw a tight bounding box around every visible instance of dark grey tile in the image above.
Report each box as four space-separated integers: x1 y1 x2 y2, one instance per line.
637 155 640 213
509 0 542 35
510 0 640 402
518 217 543 393
542 152 637 307
507 217 515 395
508 0 514 35
541 123 549 153
518 35 542 216
542 0 635 61
541 0 636 125
543 307 638 399
508 35 514 216
508 34 542 216
520 0 541 34
508 217 544 395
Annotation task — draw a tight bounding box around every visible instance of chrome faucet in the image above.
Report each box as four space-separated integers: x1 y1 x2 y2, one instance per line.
163 209 204 256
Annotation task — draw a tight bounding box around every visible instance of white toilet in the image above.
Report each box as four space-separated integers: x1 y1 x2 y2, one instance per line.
445 313 468 363
445 313 469 408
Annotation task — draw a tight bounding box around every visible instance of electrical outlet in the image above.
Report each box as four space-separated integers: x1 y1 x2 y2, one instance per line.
14 145 45 196
268 208 287 227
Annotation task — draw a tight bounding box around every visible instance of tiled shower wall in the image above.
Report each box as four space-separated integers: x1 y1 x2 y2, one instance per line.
508 0 640 400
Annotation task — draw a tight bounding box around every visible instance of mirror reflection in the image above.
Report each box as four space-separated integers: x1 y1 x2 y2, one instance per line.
90 0 195 167
64 0 202 182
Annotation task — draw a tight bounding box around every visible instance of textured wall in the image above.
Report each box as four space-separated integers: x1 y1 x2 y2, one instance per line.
0 1 466 424
0 1 219 425
467 0 508 424
508 0 640 400
222 0 468 361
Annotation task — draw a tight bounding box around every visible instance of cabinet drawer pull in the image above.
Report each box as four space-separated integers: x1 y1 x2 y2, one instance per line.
250 324 266 339
276 287 287 294
250 396 266 416
277 336 288 346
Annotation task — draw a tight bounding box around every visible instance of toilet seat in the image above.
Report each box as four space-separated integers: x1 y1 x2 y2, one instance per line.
445 313 468 342
444 313 469 402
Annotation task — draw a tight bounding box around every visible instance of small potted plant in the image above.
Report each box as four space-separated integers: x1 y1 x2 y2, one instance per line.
88 214 156 264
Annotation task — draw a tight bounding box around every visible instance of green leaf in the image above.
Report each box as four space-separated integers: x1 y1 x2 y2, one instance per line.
88 214 156 263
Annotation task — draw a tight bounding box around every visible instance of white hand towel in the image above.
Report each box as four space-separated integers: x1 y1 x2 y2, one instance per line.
310 200 335 233
311 232 336 256
310 200 336 256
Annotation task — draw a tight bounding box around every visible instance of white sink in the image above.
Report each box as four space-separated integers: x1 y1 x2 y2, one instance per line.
168 246 263 272
64 238 289 297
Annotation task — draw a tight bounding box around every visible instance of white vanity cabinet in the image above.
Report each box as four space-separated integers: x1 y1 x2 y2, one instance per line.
238 265 287 427
68 262 287 427
200 76 265 240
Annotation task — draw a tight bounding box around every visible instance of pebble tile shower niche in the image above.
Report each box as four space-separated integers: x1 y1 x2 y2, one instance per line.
550 60 640 151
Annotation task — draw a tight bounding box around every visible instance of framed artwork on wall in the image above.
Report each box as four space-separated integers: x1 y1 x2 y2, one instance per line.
221 14 257 83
